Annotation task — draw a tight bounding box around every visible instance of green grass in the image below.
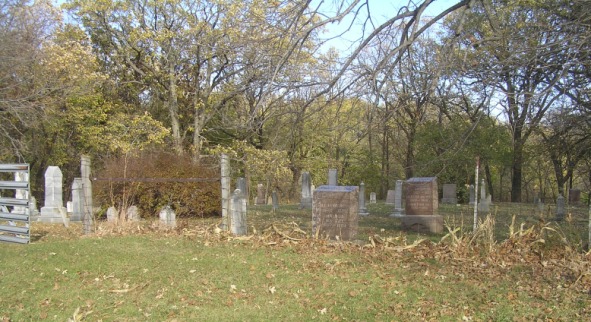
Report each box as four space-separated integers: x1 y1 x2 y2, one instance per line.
1 201 590 321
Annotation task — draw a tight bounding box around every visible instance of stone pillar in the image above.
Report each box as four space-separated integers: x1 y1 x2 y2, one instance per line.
391 180 404 217
80 156 93 234
70 178 83 221
300 171 312 209
478 179 489 213
328 169 337 186
469 184 475 206
39 166 68 224
236 177 247 203
231 189 247 235
220 154 230 230
358 182 369 216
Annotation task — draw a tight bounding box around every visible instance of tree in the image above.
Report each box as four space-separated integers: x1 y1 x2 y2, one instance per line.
444 0 578 202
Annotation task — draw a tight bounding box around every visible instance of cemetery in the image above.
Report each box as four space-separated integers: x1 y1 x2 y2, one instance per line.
2 0 591 320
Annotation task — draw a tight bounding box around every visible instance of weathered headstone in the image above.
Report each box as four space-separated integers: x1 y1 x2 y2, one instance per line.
29 196 39 218
255 183 266 205
401 177 442 233
358 182 369 216
328 169 338 186
127 205 140 221
300 172 313 209
469 184 475 206
70 178 83 221
369 192 377 204
391 180 404 217
159 206 176 228
39 166 69 224
106 206 118 222
231 189 247 235
441 184 457 204
385 190 396 205
236 177 247 201
312 185 359 240
272 191 279 211
478 179 490 213
12 172 28 214
556 194 565 221
569 189 581 205
81 156 94 234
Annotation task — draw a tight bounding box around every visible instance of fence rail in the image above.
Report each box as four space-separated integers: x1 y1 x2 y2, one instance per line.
0 163 30 244
92 177 220 183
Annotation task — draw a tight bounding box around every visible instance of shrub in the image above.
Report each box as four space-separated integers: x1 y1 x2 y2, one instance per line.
94 151 220 218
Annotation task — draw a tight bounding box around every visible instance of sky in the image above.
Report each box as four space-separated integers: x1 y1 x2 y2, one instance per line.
317 0 460 54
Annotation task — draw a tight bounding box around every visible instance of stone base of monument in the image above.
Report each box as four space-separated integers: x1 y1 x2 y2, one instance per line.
69 213 84 222
401 215 443 234
390 209 405 218
441 198 457 204
38 207 70 225
299 197 312 209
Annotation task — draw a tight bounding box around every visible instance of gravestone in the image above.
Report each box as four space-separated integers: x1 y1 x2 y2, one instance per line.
106 206 118 222
80 156 94 234
328 169 338 186
12 172 28 214
478 179 490 213
39 166 69 224
300 172 313 209
272 191 279 211
469 184 475 206
231 189 247 235
29 196 39 218
369 192 377 204
312 185 359 240
255 184 266 205
159 206 176 228
127 205 140 221
358 182 369 216
401 177 442 233
441 184 457 204
569 189 581 205
385 190 396 205
70 178 83 221
391 180 404 217
236 177 247 201
556 194 565 221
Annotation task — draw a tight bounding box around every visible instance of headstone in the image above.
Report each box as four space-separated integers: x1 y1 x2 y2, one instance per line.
391 180 404 217
478 179 490 213
569 189 581 205
12 172 28 214
556 194 565 221
29 196 39 218
401 177 442 233
39 166 69 224
272 191 279 211
231 189 247 235
106 206 118 222
70 178 83 221
369 192 377 204
328 169 338 186
358 182 369 216
255 183 266 205
80 156 94 234
441 184 457 204
236 177 247 201
385 190 396 205
312 185 359 240
159 206 176 228
469 184 475 206
127 205 140 221
300 172 312 209
66 201 73 214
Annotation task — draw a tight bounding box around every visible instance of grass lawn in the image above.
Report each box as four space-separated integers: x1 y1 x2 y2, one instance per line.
1 202 590 321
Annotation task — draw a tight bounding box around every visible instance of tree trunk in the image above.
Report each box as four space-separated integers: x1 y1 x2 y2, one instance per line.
511 138 524 202
168 64 183 154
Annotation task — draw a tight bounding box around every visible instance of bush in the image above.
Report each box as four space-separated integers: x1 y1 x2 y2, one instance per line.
94 151 220 218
